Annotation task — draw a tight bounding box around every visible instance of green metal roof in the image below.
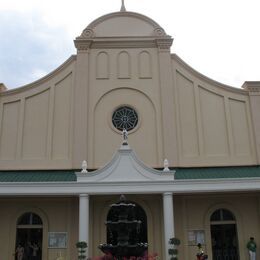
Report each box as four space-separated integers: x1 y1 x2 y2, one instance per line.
0 166 259 182
174 166 260 180
0 170 77 182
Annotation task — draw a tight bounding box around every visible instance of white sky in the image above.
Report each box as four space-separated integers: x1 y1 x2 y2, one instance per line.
0 0 259 89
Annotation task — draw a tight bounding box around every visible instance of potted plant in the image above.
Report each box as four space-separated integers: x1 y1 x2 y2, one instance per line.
169 237 181 260
76 241 88 260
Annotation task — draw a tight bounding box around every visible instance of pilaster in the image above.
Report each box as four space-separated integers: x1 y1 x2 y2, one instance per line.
72 38 92 168
156 38 178 165
242 81 260 163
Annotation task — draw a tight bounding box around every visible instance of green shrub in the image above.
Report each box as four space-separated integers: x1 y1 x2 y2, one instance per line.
169 237 181 246
76 241 88 260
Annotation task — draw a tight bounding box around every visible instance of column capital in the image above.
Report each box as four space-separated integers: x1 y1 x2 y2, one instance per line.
79 194 89 198
163 192 173 196
242 81 260 95
156 37 173 52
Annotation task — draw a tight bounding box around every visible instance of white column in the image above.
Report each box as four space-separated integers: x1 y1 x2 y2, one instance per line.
79 194 89 256
163 192 175 259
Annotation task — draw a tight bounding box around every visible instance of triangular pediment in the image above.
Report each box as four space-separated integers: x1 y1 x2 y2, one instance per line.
76 144 175 183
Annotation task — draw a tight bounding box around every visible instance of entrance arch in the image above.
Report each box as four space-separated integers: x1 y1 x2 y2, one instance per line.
15 212 43 260
210 208 239 260
106 201 148 245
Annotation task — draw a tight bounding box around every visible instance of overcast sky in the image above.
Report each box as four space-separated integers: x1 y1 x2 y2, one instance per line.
0 0 259 89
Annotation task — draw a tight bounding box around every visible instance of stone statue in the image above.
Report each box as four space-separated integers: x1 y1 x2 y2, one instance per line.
122 128 128 145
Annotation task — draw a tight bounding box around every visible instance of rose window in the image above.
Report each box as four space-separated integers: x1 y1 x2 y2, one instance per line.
112 106 138 131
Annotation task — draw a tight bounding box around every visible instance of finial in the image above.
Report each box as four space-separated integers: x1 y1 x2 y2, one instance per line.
81 160 88 173
120 0 126 12
163 159 170 172
122 128 128 145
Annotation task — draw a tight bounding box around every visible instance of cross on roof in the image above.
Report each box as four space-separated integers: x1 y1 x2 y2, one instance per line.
120 0 126 12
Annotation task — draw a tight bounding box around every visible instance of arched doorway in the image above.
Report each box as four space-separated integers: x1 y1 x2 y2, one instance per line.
106 201 148 245
15 212 43 260
210 208 239 260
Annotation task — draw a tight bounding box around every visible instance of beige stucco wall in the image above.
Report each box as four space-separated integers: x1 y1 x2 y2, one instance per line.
0 197 78 260
0 195 164 259
0 10 258 170
174 193 260 260
0 57 76 170
172 55 257 166
88 48 162 168
0 193 259 260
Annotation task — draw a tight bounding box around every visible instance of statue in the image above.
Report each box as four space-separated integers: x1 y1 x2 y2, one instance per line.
81 160 88 173
247 237 257 260
122 128 128 145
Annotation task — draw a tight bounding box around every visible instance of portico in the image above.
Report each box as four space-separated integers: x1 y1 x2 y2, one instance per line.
76 141 176 258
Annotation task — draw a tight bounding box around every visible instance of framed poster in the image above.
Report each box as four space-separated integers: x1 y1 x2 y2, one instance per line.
188 230 205 245
48 232 67 248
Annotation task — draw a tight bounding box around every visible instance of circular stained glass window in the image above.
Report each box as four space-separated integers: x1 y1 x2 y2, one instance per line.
112 106 138 131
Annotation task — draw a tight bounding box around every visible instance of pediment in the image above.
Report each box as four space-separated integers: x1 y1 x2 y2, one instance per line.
76 144 175 183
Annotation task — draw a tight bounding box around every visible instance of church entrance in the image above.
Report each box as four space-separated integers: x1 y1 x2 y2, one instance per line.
15 212 43 260
210 209 239 260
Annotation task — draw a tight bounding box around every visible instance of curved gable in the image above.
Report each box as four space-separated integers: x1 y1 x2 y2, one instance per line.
80 11 167 38
171 54 257 166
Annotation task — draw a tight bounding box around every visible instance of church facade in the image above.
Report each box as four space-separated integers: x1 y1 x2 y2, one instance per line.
0 4 260 260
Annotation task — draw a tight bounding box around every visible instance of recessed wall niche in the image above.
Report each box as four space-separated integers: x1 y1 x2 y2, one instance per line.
117 51 131 79
138 51 152 79
96 51 109 79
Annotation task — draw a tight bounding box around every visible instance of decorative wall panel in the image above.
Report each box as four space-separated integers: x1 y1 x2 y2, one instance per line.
199 87 229 156
229 99 251 156
176 72 199 157
138 51 152 79
22 90 50 159
52 74 72 159
117 51 131 79
96 52 109 79
0 101 20 159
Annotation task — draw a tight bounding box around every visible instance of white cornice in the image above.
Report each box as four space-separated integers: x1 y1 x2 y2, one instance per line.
1 178 260 196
